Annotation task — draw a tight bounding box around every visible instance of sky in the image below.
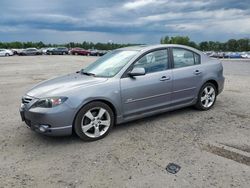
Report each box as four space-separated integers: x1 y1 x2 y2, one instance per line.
0 0 250 44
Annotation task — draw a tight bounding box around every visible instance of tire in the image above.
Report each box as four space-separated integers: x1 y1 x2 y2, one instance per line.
75 52 78 56
74 102 114 141
195 82 217 111
62 52 66 55
5 53 9 56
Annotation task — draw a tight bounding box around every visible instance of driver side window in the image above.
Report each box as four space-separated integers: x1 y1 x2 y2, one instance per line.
134 49 168 74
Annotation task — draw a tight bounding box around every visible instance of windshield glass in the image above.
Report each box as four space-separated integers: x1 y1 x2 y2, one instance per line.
83 50 138 77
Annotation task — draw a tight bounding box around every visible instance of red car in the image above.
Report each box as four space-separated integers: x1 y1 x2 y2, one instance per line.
69 48 91 56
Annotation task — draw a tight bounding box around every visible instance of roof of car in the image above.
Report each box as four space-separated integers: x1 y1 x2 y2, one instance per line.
119 44 200 53
26 48 37 50
118 45 148 51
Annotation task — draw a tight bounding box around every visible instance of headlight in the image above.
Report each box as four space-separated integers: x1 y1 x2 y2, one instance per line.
32 97 68 108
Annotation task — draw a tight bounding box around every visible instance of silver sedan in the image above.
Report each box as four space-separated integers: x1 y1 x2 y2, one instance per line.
20 44 225 141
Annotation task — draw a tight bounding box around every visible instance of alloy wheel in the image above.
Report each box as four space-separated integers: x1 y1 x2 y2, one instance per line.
201 86 216 108
81 107 111 138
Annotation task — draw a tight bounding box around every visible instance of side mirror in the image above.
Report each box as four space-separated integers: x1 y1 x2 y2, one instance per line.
128 67 146 77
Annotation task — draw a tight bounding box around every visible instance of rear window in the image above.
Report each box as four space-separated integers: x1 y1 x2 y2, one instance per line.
172 48 200 68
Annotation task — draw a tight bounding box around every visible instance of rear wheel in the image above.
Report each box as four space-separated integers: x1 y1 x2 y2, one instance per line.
74 102 114 141
5 53 9 56
195 83 217 110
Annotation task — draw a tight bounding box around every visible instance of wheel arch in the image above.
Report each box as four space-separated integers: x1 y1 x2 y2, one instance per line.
203 79 219 93
72 99 118 133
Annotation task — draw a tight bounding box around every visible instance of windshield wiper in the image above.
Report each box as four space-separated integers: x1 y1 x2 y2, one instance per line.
80 69 96 76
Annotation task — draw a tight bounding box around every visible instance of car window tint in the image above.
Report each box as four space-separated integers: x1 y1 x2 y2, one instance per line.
173 48 198 68
134 49 168 74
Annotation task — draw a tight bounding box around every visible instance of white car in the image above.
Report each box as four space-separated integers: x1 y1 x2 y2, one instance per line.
0 49 14 56
12 49 23 55
241 52 250 59
39 48 48 54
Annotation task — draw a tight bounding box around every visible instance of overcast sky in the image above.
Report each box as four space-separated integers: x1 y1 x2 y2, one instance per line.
0 0 250 44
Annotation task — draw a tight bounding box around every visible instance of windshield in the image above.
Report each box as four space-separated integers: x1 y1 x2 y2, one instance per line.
83 50 138 77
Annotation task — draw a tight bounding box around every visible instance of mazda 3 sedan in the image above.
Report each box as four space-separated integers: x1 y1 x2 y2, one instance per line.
20 44 224 141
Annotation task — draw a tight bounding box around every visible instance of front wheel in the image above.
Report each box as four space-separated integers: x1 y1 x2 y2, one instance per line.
74 102 114 141
195 83 217 111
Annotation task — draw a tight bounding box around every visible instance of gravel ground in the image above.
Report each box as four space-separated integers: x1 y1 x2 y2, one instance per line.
0 56 249 188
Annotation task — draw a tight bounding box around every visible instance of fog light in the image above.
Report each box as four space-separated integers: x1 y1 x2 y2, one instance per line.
39 125 49 133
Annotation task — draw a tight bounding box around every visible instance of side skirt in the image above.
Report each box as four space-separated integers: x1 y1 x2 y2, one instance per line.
118 99 197 124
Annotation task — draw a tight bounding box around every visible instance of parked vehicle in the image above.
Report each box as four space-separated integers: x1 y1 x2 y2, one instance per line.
39 48 52 55
209 52 224 58
98 50 108 56
223 52 239 59
0 49 14 56
227 52 242 59
46 47 68 55
20 44 224 141
69 48 91 56
241 52 250 58
223 52 231 58
89 49 100 56
12 49 23 55
19 48 42 56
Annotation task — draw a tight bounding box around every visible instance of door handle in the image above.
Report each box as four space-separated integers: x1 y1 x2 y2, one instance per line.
194 70 202 75
160 76 171 81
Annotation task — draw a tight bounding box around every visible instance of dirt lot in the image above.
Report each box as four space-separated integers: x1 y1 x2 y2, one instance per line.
0 56 249 188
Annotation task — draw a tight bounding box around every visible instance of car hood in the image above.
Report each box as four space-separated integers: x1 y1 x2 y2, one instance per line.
26 73 108 98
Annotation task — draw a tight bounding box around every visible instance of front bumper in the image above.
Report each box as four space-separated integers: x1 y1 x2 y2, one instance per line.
20 101 74 136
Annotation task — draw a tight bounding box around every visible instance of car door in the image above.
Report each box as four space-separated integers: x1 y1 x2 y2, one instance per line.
171 47 203 105
25 49 31 55
58 48 63 55
0 50 3 56
57 48 61 54
30 49 36 55
51 48 56 55
120 48 172 117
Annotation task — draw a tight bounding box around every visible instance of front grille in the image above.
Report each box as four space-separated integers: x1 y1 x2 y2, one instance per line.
22 96 33 104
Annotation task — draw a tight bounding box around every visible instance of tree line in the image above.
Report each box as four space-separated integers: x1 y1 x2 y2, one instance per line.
160 36 250 52
0 36 249 51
